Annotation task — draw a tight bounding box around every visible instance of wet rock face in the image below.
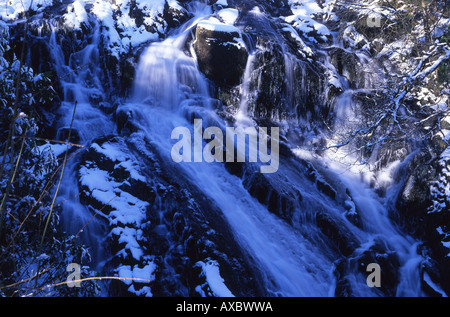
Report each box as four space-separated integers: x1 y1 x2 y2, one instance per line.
248 42 288 119
242 42 327 121
334 238 401 297
329 47 364 89
231 0 292 17
77 132 265 297
194 21 248 87
395 149 450 296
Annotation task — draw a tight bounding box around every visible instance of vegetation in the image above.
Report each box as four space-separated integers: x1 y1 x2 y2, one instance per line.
328 0 450 168
0 21 99 297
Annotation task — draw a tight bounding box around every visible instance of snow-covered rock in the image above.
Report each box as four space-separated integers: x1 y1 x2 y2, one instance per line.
194 17 248 86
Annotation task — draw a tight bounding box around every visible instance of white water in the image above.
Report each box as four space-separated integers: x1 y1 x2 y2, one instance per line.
300 30 428 295
47 2 430 297
323 158 426 296
237 51 256 120
127 10 378 297
117 4 430 296
49 21 114 271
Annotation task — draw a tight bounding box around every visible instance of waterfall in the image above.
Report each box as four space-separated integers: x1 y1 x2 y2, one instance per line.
124 7 413 297
112 5 428 296
36 0 436 297
237 51 256 122
48 21 114 272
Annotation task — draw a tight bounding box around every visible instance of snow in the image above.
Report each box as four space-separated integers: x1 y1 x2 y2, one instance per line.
79 166 117 193
80 166 148 226
135 0 166 16
0 0 53 20
64 0 89 30
196 260 234 297
215 0 228 7
116 263 156 289
37 143 69 158
281 24 314 57
429 148 450 214
197 17 240 33
341 25 368 49
91 0 122 56
217 8 239 25
283 0 330 42
111 226 145 260
91 0 162 57
92 142 127 162
108 191 149 226
91 142 146 182
434 18 450 38
288 0 322 17
167 0 184 13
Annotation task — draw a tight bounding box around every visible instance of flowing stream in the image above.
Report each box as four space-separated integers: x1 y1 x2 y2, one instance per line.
49 2 429 296
49 20 114 271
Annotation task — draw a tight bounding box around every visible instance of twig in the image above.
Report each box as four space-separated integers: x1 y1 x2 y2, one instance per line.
13 135 86 148
35 101 78 288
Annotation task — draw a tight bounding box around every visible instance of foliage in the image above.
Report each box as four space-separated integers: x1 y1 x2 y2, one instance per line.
0 22 99 297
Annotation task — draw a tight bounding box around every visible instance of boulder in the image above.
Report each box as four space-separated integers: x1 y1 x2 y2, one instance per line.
57 127 80 143
315 210 359 257
163 0 190 29
194 18 248 87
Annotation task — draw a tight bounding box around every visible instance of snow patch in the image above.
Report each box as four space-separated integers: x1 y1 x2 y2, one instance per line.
283 0 330 43
196 260 234 297
197 17 240 33
64 0 89 30
0 0 53 20
116 262 156 296
217 8 239 25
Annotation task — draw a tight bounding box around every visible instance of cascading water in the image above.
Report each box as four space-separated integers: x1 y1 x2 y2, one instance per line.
294 29 430 296
129 39 338 296
48 20 114 272
123 6 426 297
40 0 436 297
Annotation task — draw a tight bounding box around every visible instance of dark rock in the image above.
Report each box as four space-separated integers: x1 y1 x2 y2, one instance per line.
355 238 400 296
115 105 140 134
306 162 337 200
316 178 337 200
333 237 401 297
99 101 116 115
247 41 288 118
194 21 248 87
121 57 137 94
395 150 436 236
163 1 190 29
315 210 359 256
57 127 80 143
329 47 364 89
88 91 103 105
242 167 302 222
